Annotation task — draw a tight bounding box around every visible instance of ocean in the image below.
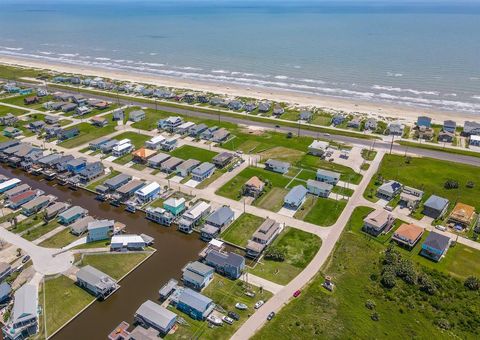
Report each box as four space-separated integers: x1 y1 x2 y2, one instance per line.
0 1 479 113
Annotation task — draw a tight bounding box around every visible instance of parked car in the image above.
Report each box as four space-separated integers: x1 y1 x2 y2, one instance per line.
384 206 393 212
222 316 234 325
287 132 293 138
22 255 31 263
275 125 280 128
228 311 240 321
267 312 275 320
254 300 265 309
293 290 301 298
435 225 447 231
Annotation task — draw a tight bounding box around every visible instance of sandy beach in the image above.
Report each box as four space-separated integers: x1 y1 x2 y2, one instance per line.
0 55 478 125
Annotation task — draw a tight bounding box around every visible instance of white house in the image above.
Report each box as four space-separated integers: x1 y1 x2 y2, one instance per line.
265 159 290 174
110 234 146 251
145 135 166 150
308 140 329 156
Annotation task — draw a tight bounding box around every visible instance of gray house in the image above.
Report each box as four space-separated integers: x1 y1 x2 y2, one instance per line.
2 284 38 340
129 110 146 122
134 300 177 336
201 206 234 241
204 250 245 280
76 265 118 299
104 174 132 191
422 195 449 219
377 180 402 201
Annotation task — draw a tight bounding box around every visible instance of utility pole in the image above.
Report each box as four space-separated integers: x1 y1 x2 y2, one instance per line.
389 134 394 154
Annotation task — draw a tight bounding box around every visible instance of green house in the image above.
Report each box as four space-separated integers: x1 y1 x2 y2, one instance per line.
3 127 22 138
163 197 186 216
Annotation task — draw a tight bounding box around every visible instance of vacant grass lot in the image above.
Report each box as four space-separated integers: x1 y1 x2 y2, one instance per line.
221 213 264 247
59 122 116 148
39 228 78 248
254 206 480 339
216 166 291 201
296 196 347 226
0 94 52 111
254 187 289 212
78 252 151 280
170 145 218 162
8 215 42 234
43 275 95 336
249 228 321 284
364 154 480 211
296 154 362 184
0 104 28 116
23 221 60 241
170 274 272 340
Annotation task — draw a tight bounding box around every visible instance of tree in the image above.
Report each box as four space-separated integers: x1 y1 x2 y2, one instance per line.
381 267 396 288
444 179 459 189
466 181 475 188
464 276 480 291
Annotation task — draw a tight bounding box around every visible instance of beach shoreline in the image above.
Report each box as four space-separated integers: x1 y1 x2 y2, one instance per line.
0 55 477 125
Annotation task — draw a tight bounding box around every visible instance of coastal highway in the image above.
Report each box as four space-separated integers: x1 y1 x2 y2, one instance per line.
7 79 480 166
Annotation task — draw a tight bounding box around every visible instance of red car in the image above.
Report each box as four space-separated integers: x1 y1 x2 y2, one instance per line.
293 290 301 297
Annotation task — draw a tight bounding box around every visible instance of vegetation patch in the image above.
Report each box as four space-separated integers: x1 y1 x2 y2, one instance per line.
221 213 265 247
77 252 150 280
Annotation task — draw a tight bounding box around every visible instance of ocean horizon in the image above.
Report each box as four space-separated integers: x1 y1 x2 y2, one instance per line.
0 1 479 114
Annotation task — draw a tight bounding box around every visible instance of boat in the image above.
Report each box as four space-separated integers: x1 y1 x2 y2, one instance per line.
42 170 57 180
207 315 223 326
235 303 248 310
110 200 121 207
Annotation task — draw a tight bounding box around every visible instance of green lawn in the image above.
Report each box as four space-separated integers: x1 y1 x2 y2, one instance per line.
0 94 52 111
297 196 347 227
249 227 322 284
130 108 173 130
364 154 480 211
216 166 291 200
170 274 272 340
43 275 95 336
0 104 28 116
8 215 43 234
254 206 480 339
221 213 265 247
58 122 116 148
64 103 120 119
86 170 120 191
110 131 150 148
77 252 151 280
255 187 289 212
361 149 377 161
170 145 218 162
296 154 362 184
22 221 60 241
39 228 78 248
397 140 480 159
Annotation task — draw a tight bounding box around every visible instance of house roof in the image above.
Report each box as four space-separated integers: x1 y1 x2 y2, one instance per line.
449 203 476 224
177 159 200 171
104 174 132 188
4 184 30 197
148 152 170 164
77 265 116 286
316 169 340 179
213 152 233 163
192 162 215 175
178 288 212 312
284 185 307 204
129 110 145 118
253 218 280 242
0 282 11 300
87 219 114 231
394 223 424 242
206 206 234 226
59 206 86 220
21 195 51 210
135 300 177 330
363 210 391 229
12 284 37 323
309 140 329 150
266 159 290 168
161 157 183 169
184 261 214 276
245 176 265 189
136 182 160 196
71 216 96 234
164 197 185 208
378 180 402 194
117 179 144 194
423 231 450 251
183 201 210 220
424 195 449 211
307 179 333 191
132 147 157 159
205 250 245 268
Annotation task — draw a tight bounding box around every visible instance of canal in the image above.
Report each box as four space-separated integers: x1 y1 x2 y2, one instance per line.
0 165 206 340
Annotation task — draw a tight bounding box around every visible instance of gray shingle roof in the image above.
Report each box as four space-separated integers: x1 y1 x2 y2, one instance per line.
423 231 450 251
206 206 234 226
135 300 177 330
178 288 212 312
205 250 244 268
12 284 37 323
424 195 449 211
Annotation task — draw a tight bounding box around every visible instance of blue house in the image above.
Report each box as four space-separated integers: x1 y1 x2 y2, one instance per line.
316 169 341 185
58 206 88 225
443 120 457 133
87 220 113 242
417 116 432 128
284 185 308 209
57 127 79 141
182 261 214 291
332 114 345 126
0 282 11 304
420 232 450 262
176 288 215 320
66 158 87 174
191 162 216 181
204 250 245 280
163 197 186 216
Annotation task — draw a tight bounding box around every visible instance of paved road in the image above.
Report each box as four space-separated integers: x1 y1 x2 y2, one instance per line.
231 150 385 339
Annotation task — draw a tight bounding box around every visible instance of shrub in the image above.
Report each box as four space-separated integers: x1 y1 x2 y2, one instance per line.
365 300 376 310
371 312 380 321
435 318 451 330
466 181 475 188
444 179 459 189
419 274 436 295
265 246 285 262
381 267 396 288
464 276 480 291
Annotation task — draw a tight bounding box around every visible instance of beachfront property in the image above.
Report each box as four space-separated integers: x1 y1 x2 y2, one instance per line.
273 104 284 116
438 131 455 143
212 152 234 168
347 118 361 129
145 135 166 150
399 186 424 210
462 121 480 136
415 126 434 140
284 185 308 209
163 197 186 216
160 157 183 173
316 169 340 185
145 207 174 226
104 174 132 191
2 284 38 340
447 203 476 229
376 180 402 201
299 110 313 121
243 176 265 198
265 159 290 174
158 116 183 131
422 195 449 219
112 139 134 157
175 288 215 321
87 219 114 242
417 116 432 128
469 135 480 147
387 121 405 136
134 300 178 336
178 201 211 233
308 140 329 156
392 223 424 249
204 250 245 279
246 218 281 258
147 152 171 169
176 159 200 177
200 206 235 241
128 110 146 122
21 195 54 216
110 234 146 251
70 216 96 236
229 100 244 111
420 232 451 262
191 162 216 181
362 209 395 237
58 206 88 225
443 120 457 133
76 265 118 299
244 101 257 112
306 179 333 197
182 261 215 291
332 114 345 126
258 101 271 113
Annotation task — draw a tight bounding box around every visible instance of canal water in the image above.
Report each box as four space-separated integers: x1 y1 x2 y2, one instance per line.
0 165 206 340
